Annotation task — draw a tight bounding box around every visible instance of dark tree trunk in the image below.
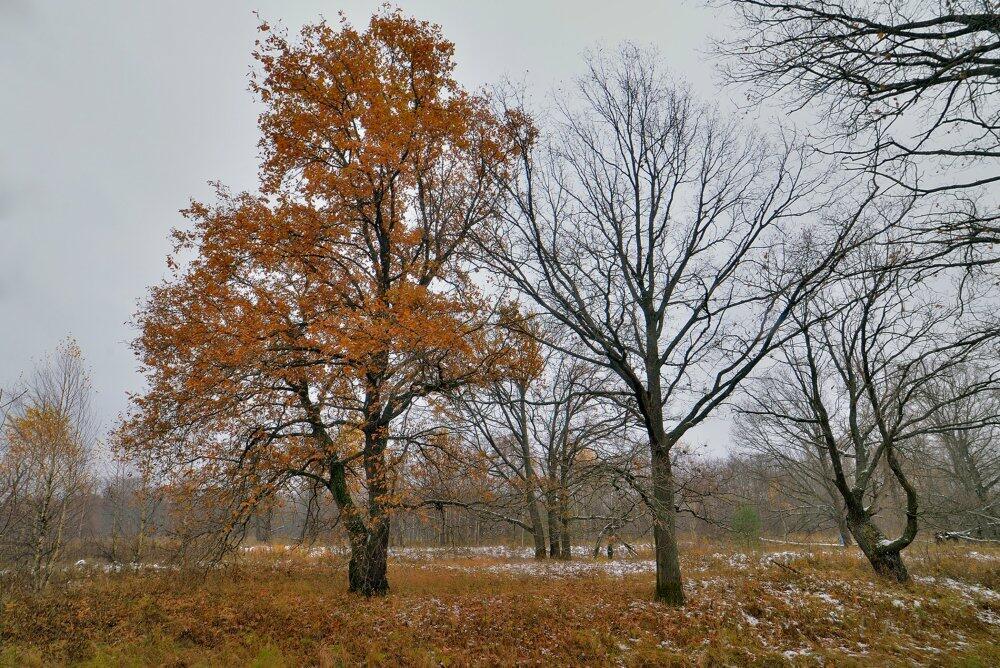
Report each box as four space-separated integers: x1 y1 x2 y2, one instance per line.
558 486 572 560
345 413 393 597
546 490 560 557
847 512 910 583
348 520 390 596
253 506 273 543
651 443 683 605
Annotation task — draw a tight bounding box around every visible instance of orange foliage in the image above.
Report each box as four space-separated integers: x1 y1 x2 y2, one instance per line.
119 8 528 561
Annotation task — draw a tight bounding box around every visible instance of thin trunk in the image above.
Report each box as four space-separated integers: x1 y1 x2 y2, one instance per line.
515 382 548 559
558 482 571 560
835 511 854 547
545 488 560 557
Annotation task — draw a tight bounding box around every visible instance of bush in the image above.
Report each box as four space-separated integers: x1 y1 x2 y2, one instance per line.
730 506 761 551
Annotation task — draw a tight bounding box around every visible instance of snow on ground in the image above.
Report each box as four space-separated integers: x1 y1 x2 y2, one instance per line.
60 544 1000 629
915 575 1000 627
240 543 595 560
425 558 656 578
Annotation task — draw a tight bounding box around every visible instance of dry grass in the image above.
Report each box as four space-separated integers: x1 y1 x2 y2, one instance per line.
1 540 997 667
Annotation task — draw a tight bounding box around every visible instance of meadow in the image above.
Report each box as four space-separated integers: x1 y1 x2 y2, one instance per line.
1 540 997 667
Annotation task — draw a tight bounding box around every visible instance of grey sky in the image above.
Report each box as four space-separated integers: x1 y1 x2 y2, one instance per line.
1 1 758 450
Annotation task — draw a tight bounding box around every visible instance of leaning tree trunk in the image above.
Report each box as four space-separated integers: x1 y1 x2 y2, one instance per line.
846 510 909 583
650 439 684 605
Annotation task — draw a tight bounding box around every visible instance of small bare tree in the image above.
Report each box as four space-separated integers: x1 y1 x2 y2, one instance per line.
916 365 1000 539
735 397 855 545
101 451 163 565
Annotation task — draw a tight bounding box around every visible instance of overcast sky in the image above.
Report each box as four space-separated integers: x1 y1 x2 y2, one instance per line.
1 1 773 452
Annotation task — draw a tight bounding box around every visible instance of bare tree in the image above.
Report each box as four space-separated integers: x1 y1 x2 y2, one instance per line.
719 0 1000 193
916 365 1000 539
438 341 625 559
482 47 860 604
736 379 856 544
447 364 552 558
533 349 624 559
101 451 164 565
744 228 1000 581
717 0 1000 267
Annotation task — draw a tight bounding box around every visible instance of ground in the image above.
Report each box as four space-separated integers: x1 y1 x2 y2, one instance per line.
1 541 997 666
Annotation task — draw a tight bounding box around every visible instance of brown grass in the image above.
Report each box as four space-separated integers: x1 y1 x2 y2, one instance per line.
1 541 997 667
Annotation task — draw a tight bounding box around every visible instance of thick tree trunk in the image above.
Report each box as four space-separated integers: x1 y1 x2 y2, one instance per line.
514 383 548 560
352 421 392 596
348 520 390 596
651 443 684 605
324 414 393 597
847 512 910 583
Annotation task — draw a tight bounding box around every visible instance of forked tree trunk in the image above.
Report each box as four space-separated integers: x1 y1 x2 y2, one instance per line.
651 442 683 605
847 511 909 583
325 422 392 597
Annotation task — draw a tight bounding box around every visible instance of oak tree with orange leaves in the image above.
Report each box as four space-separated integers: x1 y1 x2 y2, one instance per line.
120 9 521 595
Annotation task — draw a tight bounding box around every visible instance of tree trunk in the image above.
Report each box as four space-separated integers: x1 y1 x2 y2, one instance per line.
525 490 547 559
254 507 273 543
651 443 684 605
514 382 548 560
558 483 571 560
847 512 910 583
348 521 390 596
546 490 560 557
324 424 391 597
835 511 853 547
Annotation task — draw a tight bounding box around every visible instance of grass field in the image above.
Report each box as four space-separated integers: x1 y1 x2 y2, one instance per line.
1 541 997 666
